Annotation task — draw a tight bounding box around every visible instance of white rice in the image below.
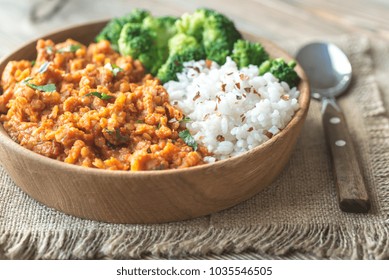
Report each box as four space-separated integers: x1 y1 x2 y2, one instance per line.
163 57 300 162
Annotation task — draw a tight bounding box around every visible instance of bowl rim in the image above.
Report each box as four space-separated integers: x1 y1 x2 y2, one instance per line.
0 20 310 177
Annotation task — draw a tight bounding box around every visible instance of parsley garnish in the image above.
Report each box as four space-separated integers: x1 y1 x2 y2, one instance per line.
21 77 33 84
38 61 50 74
115 129 129 143
180 116 191 123
46 46 54 54
31 60 36 66
179 129 198 151
86 92 113 100
26 83 56 92
106 141 116 149
57 45 81 53
136 120 144 123
105 63 123 76
112 68 122 76
104 128 128 144
21 65 54 92
112 64 123 76
105 128 115 135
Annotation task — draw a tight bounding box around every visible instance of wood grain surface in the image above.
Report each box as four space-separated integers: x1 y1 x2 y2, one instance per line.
0 22 310 224
322 101 370 213
1 0 388 58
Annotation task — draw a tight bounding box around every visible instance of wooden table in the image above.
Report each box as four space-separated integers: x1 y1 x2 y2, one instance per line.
0 0 388 49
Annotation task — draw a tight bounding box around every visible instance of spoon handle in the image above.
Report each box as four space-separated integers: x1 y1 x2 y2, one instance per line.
322 99 370 213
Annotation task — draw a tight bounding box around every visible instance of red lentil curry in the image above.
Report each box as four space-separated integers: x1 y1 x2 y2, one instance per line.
0 39 209 171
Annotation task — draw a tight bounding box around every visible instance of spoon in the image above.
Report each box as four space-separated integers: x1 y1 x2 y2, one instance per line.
296 42 370 213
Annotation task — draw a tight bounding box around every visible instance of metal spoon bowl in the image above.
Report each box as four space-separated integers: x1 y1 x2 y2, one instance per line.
296 42 370 213
297 43 352 99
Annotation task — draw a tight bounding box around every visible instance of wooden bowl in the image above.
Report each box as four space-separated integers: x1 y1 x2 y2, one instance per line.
0 21 310 224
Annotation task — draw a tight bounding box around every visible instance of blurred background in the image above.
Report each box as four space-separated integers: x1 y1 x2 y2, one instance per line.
0 0 388 59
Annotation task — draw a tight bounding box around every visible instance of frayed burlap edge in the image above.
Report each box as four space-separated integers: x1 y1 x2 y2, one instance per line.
1 223 389 259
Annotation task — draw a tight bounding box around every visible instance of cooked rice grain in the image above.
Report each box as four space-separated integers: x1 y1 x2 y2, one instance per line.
164 57 300 162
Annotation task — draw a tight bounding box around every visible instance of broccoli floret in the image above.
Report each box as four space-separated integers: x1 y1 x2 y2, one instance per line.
202 11 242 64
176 8 241 64
168 33 200 55
157 47 205 84
169 9 241 67
118 23 154 58
118 23 162 75
157 33 204 83
95 9 151 51
142 16 178 63
125 8 151 23
203 42 230 65
142 16 177 47
259 58 300 87
175 9 208 41
95 18 127 51
98 8 243 79
231 39 269 68
110 13 178 76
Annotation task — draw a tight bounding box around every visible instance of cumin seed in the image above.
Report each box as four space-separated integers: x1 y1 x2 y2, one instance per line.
281 95 290 101
264 130 273 139
216 135 225 142
193 91 201 101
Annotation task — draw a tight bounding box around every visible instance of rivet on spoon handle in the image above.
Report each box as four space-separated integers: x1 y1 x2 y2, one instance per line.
322 99 370 213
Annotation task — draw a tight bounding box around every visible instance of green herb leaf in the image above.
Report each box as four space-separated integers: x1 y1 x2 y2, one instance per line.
101 93 114 100
21 77 33 84
86 91 113 100
105 63 123 77
115 129 129 143
112 68 122 77
104 128 128 145
26 83 56 92
104 128 115 135
180 116 191 123
136 120 144 123
38 61 50 74
57 45 81 53
31 60 36 66
46 46 54 54
106 141 116 149
111 64 123 76
179 129 198 151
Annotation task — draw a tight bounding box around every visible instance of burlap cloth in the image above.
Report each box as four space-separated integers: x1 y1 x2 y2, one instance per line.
1 35 388 260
